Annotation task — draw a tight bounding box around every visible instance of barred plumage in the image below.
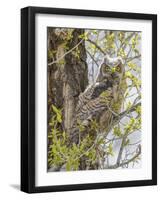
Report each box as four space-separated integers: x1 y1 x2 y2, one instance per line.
70 54 125 144
76 88 113 121
75 84 96 112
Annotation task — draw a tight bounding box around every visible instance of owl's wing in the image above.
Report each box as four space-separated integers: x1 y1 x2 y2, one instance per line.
76 94 111 124
91 82 113 100
76 81 112 112
70 87 113 143
75 84 95 113
75 82 113 125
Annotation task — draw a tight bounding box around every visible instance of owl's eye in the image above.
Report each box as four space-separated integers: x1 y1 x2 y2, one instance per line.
116 65 121 72
105 66 111 72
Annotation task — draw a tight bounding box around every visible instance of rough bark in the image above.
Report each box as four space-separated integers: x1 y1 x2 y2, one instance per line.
47 28 88 167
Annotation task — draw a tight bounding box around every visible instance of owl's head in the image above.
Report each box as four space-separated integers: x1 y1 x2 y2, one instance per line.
96 55 124 83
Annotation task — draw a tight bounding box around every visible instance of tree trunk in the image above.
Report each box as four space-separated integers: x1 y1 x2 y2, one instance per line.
47 28 88 167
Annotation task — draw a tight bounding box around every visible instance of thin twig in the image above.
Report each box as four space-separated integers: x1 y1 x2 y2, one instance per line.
87 38 106 55
108 145 141 169
86 50 99 68
116 136 127 165
126 54 141 62
114 102 141 122
48 38 84 66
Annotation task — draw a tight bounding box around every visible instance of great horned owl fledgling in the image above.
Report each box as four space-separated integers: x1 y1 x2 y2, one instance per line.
70 54 126 143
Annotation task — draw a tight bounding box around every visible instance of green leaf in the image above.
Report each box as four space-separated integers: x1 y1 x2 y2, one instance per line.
125 71 132 78
77 120 85 132
126 101 132 110
52 105 62 123
107 143 114 156
62 131 66 141
127 62 136 70
78 32 88 40
118 48 126 58
85 151 89 156
113 126 122 137
135 105 141 115
66 162 71 171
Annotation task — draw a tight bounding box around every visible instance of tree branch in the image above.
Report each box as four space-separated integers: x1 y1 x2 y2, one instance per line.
116 32 136 57
126 54 141 62
87 38 106 55
48 38 84 66
114 102 141 123
86 50 99 68
96 101 141 148
116 136 127 166
108 145 141 169
121 32 136 50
